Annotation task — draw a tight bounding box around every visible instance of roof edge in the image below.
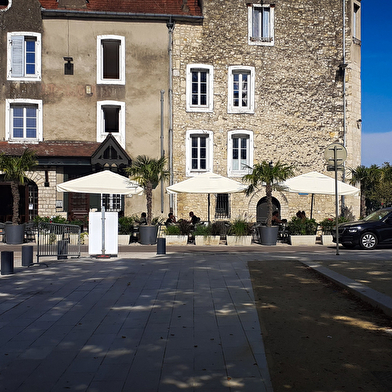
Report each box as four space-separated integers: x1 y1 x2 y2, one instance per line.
41 8 204 23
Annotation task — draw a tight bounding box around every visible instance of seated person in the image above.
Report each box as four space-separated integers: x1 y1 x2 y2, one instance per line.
272 211 287 225
189 211 200 225
165 212 176 226
139 212 147 225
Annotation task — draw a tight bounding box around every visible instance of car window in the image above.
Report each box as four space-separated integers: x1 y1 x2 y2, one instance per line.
363 210 391 222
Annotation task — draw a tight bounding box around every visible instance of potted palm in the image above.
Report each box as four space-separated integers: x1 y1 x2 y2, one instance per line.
126 155 169 245
0 149 37 244
243 160 295 245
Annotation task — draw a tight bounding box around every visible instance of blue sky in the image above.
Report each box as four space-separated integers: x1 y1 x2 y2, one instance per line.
361 1 392 166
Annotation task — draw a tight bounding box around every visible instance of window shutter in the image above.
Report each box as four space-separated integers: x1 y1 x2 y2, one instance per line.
11 36 24 77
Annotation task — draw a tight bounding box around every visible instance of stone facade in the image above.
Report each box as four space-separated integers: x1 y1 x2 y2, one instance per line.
171 0 361 222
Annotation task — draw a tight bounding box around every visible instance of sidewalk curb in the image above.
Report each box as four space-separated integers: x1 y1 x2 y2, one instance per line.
301 261 392 318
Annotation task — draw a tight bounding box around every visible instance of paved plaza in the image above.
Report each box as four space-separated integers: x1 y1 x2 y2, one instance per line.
1 244 392 391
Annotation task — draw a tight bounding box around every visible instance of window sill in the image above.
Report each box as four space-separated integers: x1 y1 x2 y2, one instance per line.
6 139 40 144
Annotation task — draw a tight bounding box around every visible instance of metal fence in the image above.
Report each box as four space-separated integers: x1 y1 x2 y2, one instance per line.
37 222 81 263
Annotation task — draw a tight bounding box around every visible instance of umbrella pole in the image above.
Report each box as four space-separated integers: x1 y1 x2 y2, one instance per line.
101 194 106 256
310 194 314 219
208 194 210 223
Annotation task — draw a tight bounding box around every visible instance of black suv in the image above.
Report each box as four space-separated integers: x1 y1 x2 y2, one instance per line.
334 208 392 249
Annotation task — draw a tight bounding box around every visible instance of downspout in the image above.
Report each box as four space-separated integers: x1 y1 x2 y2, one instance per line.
167 18 175 212
341 0 347 213
160 89 165 213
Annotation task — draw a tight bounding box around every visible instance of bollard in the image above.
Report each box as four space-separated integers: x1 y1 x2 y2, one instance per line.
57 240 68 260
157 237 166 255
22 246 33 266
1 251 14 275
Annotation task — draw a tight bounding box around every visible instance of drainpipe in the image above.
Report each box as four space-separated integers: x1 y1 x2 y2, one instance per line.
341 0 347 212
160 89 165 213
167 18 175 212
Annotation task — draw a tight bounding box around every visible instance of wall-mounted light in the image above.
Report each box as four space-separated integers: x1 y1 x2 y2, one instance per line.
356 119 362 129
64 56 74 75
85 85 92 95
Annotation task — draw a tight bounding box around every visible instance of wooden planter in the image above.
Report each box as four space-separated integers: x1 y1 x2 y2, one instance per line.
226 236 252 246
194 235 220 246
289 235 317 246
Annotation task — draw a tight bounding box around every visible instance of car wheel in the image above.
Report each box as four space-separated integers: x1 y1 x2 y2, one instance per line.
359 232 378 250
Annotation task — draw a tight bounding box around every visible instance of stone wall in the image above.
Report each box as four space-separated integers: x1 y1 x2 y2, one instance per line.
171 0 361 222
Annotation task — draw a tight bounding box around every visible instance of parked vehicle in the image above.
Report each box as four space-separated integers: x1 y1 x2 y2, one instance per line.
333 208 392 249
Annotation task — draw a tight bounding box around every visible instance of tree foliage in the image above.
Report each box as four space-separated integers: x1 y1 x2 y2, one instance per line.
0 149 37 224
350 163 392 217
126 155 169 225
243 160 295 227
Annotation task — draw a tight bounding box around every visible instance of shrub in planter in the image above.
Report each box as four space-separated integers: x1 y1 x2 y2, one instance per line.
228 218 252 236
287 217 318 235
166 225 181 235
177 219 192 236
118 216 134 235
194 224 212 236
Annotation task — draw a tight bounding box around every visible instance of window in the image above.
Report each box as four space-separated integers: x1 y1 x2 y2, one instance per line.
186 130 213 176
228 66 255 113
215 194 230 219
227 130 253 177
353 2 361 44
186 64 214 112
97 35 125 84
248 4 274 46
7 32 41 80
102 194 122 212
6 99 43 142
97 101 125 147
0 0 11 11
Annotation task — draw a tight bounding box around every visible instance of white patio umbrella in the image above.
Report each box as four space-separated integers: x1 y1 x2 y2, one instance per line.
280 171 360 218
166 172 247 222
57 171 143 256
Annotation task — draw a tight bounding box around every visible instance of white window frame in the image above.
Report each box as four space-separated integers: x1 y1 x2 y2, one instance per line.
5 99 43 142
7 32 41 81
186 64 214 112
97 100 126 147
248 4 274 46
227 130 254 177
186 130 213 176
228 66 255 114
97 35 125 85
353 2 361 43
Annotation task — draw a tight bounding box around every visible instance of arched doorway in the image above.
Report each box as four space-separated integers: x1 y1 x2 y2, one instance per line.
256 196 281 224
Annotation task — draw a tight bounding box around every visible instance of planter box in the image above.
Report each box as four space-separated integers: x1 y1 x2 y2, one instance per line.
165 235 188 246
118 234 130 245
194 235 220 246
289 235 317 246
226 236 252 246
321 234 334 246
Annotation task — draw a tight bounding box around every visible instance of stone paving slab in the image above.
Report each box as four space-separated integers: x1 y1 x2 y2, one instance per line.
0 252 273 392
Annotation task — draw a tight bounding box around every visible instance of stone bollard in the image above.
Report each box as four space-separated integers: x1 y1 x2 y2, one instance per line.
1 251 14 275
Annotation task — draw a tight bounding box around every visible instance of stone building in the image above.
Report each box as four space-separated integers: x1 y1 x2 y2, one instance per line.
0 0 361 225
0 0 202 223
170 0 361 223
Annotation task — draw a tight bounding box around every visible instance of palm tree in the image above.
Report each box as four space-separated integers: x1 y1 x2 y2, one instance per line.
126 155 169 225
0 149 37 224
349 164 381 217
243 160 295 227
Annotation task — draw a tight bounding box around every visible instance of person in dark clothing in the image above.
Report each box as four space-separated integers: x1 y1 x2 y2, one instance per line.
189 211 200 225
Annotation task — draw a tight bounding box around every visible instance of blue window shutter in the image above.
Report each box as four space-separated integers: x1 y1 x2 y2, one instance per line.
11 36 24 77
